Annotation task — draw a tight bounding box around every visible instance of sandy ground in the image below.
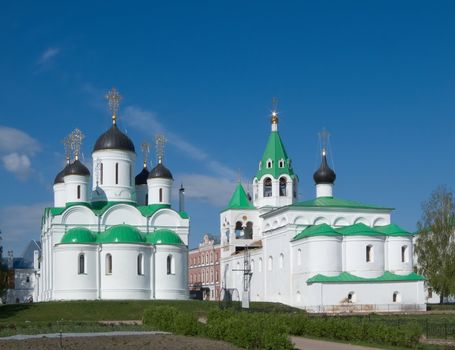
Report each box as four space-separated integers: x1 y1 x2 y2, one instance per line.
291 336 381 350
0 334 241 350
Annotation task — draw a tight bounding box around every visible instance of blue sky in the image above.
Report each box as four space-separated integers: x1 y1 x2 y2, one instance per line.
1 1 454 255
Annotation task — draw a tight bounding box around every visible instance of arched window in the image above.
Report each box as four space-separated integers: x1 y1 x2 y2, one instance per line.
297 249 302 266
268 256 273 271
366 245 374 262
263 177 272 197
77 185 81 199
279 177 287 196
105 254 112 275
100 162 104 185
278 159 284 168
145 194 148 205
115 163 119 184
78 254 85 274
266 160 272 168
215 270 219 281
279 253 284 269
137 254 144 275
26 276 30 283
347 291 356 303
167 255 175 275
235 221 243 237
251 259 255 272
210 252 214 263
130 164 133 186
159 188 163 202
258 161 262 170
401 245 408 263
244 222 253 239
258 258 263 272
393 291 401 303
206 252 209 264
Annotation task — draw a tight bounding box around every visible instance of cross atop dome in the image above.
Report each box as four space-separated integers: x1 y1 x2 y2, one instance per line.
106 87 122 125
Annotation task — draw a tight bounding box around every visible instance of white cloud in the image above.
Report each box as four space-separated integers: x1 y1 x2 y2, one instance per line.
0 126 41 179
175 174 239 207
0 202 48 255
124 106 237 179
2 153 31 178
0 126 41 155
37 47 60 66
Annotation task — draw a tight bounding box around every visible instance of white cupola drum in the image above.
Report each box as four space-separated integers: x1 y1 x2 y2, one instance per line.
91 87 136 203
53 135 72 207
147 134 173 205
63 129 91 204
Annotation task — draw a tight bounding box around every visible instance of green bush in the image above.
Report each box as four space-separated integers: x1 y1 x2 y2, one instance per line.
282 314 422 348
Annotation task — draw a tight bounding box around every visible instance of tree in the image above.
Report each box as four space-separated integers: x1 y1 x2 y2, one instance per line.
415 185 455 303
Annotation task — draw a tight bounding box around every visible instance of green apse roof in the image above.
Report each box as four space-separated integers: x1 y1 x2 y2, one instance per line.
292 197 392 210
374 224 413 236
60 227 97 244
292 223 412 242
225 183 255 210
337 223 385 236
292 224 340 241
146 229 184 245
256 130 295 179
97 224 145 244
307 271 425 284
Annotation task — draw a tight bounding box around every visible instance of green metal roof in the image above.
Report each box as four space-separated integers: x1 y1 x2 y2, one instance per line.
44 202 187 220
60 227 97 244
307 271 425 284
255 131 295 179
97 224 145 244
146 229 184 245
373 224 413 236
225 183 255 210
292 223 412 242
292 224 340 241
292 197 393 210
337 223 385 236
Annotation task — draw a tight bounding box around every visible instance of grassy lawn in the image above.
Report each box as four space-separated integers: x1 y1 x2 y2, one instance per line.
1 300 454 349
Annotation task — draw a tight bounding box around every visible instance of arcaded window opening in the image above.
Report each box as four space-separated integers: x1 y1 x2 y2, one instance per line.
263 177 272 197
366 245 374 262
279 177 287 196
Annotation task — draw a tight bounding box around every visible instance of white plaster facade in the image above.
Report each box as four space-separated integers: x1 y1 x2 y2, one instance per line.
37 116 189 302
220 116 425 312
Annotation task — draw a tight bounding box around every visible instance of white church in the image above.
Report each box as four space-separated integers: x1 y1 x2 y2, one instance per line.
37 88 189 301
220 111 426 312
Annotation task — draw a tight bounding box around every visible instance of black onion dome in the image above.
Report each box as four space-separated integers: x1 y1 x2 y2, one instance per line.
53 165 68 185
148 162 173 180
93 124 135 153
313 153 336 184
135 166 149 185
65 159 91 177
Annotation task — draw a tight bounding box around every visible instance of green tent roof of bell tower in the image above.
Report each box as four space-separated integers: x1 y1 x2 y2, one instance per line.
255 130 295 180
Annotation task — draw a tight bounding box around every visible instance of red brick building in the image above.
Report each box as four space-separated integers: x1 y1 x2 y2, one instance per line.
188 234 221 300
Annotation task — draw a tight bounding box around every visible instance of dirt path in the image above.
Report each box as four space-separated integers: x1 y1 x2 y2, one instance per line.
291 336 381 350
0 334 240 350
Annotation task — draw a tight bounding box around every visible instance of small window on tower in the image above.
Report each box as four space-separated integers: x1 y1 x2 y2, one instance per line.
267 160 272 168
263 177 272 197
279 177 287 196
159 188 163 203
77 185 81 199
115 163 119 184
279 159 284 168
100 162 104 185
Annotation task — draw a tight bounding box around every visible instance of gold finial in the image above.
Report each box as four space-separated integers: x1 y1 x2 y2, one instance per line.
141 141 150 168
106 87 122 124
271 97 279 125
318 128 330 157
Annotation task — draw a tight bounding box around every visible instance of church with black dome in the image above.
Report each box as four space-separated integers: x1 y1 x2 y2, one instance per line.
37 88 190 301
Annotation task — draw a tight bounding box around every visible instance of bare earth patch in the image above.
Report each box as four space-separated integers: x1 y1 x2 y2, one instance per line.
0 334 241 350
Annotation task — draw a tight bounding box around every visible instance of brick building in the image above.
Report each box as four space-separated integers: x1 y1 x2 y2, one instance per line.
188 234 221 300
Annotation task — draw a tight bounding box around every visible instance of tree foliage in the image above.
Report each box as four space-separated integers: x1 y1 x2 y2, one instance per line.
415 185 455 302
